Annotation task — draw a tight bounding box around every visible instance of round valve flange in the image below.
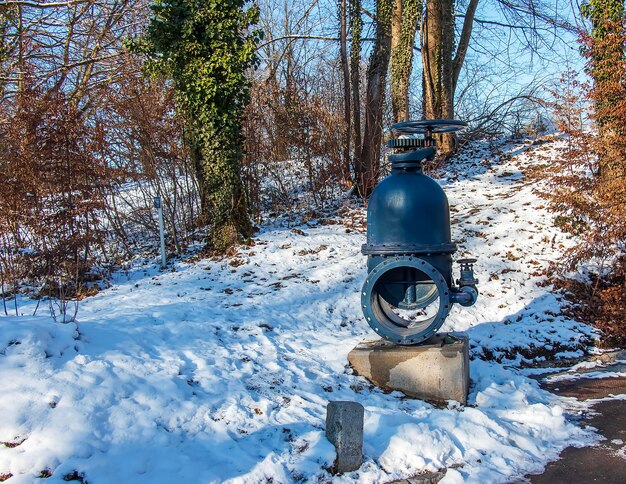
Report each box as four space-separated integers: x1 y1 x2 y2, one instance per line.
361 256 451 345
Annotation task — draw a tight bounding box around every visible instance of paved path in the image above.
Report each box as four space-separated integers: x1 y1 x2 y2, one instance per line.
527 366 626 484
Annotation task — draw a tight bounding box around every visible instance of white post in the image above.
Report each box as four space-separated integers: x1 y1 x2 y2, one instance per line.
154 196 166 268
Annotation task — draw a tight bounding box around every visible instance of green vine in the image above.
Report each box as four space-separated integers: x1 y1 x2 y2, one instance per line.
581 0 624 38
390 0 422 121
349 0 363 68
133 0 262 251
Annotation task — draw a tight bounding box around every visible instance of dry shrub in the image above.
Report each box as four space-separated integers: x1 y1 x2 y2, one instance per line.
0 80 109 303
102 61 201 255
549 19 626 346
242 68 348 219
554 258 626 348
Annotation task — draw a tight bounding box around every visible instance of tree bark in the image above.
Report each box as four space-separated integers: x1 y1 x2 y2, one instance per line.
357 0 392 197
421 0 479 155
339 0 351 183
390 0 420 123
452 0 479 93
391 0 402 57
350 0 363 183
390 0 403 121
421 0 454 152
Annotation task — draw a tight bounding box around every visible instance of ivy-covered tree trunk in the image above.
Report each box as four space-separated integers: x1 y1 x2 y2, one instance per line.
350 0 363 176
339 0 352 183
581 0 625 135
193 128 253 250
141 0 260 252
390 0 421 123
581 0 626 197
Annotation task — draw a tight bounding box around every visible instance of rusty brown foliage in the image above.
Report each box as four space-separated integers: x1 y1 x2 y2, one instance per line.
549 19 626 345
101 60 200 255
0 80 110 299
0 1 200 310
242 73 348 218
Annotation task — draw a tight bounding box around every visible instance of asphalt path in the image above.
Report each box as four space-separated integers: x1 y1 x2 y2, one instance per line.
528 367 626 484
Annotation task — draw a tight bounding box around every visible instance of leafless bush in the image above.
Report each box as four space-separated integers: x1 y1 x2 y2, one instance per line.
0 80 110 302
102 63 201 256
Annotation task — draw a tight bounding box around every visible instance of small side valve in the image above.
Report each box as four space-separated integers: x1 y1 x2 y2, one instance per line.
450 258 478 307
457 258 478 287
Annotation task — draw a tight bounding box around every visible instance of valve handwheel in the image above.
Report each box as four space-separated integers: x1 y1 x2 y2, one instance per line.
392 119 468 136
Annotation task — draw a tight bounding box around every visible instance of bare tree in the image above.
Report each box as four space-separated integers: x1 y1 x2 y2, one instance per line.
356 0 392 197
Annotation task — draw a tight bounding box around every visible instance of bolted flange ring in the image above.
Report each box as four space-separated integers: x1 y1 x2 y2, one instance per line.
361 256 451 345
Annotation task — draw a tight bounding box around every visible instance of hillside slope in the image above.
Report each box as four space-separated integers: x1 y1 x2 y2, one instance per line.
0 138 599 483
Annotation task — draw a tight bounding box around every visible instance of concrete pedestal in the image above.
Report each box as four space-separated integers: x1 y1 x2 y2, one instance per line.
348 333 470 405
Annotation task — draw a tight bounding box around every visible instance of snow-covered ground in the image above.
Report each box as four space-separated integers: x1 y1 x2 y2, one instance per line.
0 138 601 483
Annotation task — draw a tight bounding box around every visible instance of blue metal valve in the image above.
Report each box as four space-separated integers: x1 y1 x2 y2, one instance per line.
360 119 479 345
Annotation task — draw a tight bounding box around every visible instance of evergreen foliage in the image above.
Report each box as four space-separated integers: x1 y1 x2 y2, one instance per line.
581 0 625 121
139 0 262 251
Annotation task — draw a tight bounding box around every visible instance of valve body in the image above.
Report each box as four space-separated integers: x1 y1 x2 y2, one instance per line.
361 120 478 345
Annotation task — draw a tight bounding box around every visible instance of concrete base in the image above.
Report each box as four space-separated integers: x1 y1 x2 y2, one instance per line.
348 333 470 405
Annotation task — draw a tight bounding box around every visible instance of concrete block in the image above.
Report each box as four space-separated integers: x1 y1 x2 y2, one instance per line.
325 401 364 473
348 333 470 405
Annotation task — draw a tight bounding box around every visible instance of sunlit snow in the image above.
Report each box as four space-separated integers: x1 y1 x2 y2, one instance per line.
0 138 599 482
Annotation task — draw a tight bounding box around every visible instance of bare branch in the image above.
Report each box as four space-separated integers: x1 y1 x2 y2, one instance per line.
0 0 90 8
452 0 479 92
257 34 379 50
257 35 342 49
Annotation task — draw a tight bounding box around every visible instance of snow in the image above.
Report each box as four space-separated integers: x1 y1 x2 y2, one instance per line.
546 361 626 382
547 369 626 382
0 137 603 482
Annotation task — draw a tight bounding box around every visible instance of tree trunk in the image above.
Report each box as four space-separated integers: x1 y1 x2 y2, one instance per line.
420 0 478 155
391 0 402 63
390 0 421 123
452 0 479 94
357 0 392 197
200 135 253 251
582 0 626 182
339 0 351 183
350 0 363 184
421 0 454 153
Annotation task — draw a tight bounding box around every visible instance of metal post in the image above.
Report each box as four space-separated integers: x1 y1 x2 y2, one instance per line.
154 196 166 268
